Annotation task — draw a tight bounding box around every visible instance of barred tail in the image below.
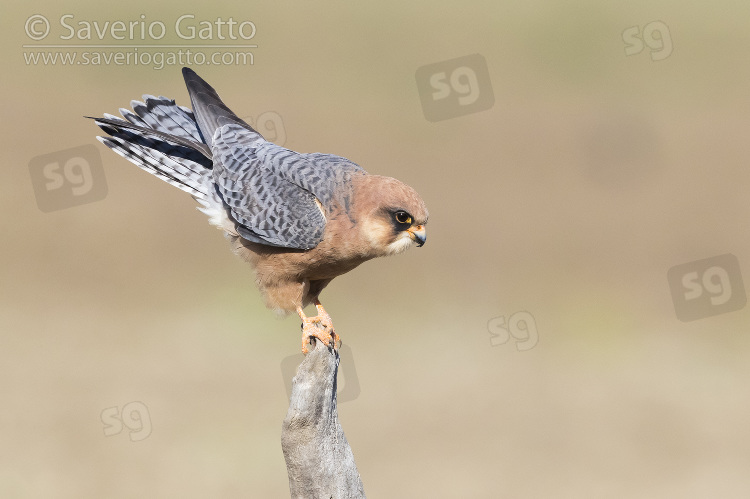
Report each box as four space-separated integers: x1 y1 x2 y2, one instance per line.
91 95 214 199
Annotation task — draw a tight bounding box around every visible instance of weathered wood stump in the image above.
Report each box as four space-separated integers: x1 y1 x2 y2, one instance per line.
281 335 366 499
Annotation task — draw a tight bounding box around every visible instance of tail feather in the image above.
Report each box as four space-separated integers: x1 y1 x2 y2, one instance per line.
96 125 209 198
104 119 209 181
92 94 215 197
102 112 211 172
91 68 248 232
91 115 211 158
119 107 147 126
131 95 204 143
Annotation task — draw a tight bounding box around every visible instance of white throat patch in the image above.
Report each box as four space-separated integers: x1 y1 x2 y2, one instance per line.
385 233 415 255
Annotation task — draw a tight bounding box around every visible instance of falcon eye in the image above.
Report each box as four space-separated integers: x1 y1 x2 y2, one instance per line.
394 211 412 226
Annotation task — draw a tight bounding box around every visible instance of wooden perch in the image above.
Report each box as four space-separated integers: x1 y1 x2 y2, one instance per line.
281 334 366 499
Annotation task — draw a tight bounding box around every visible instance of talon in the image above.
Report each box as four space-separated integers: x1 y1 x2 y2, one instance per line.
296 302 340 353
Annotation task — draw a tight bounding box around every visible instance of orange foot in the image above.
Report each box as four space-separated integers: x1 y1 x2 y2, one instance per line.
296 300 341 354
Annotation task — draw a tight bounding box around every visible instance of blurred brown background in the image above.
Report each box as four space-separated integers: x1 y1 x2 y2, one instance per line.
2 1 750 497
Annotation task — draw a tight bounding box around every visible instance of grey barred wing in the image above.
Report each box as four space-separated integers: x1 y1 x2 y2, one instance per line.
211 124 363 250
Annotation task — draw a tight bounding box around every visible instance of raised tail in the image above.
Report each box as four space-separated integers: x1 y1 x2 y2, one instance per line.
90 68 267 231
91 67 264 199
91 94 215 199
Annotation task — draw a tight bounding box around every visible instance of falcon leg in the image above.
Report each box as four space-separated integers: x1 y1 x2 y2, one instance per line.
296 300 341 354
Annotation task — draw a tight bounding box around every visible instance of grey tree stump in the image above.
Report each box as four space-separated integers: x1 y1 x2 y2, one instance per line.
281 335 366 499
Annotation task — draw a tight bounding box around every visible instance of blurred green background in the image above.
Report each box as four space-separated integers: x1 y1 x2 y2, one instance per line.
2 1 750 497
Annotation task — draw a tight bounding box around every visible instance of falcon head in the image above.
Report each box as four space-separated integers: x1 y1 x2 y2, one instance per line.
355 175 429 256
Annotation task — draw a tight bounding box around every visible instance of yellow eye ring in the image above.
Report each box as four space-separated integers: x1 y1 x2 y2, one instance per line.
394 211 412 225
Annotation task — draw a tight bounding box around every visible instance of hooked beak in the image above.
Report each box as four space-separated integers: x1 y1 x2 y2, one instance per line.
408 225 427 247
